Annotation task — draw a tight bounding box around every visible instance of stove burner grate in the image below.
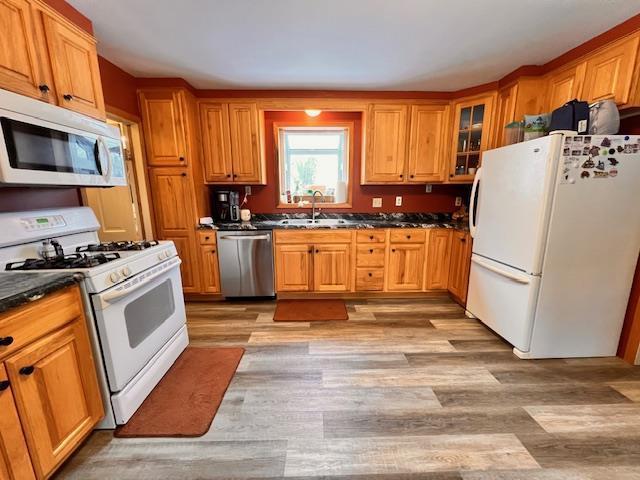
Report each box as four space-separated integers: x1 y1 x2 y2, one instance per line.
76 240 160 252
5 252 121 271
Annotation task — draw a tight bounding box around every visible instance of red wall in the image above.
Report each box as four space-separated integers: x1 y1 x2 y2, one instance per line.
214 111 467 214
98 56 140 118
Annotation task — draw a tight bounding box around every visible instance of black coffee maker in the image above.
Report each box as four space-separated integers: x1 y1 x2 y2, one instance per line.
213 191 240 222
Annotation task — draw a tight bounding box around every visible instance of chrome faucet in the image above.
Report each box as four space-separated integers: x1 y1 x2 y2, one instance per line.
311 190 324 223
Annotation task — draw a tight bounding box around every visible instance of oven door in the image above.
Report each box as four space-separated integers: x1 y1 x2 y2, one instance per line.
91 258 186 392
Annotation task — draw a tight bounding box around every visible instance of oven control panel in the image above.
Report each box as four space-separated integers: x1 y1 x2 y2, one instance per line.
20 215 67 231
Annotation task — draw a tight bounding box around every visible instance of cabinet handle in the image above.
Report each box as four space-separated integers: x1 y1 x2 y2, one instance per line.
0 336 13 346
308 249 312 253
19 366 35 376
368 272 372 277
212 249 216 254
460 238 466 243
410 174 414 178
205 236 210 240
369 249 373 253
63 94 73 101
392 248 396 252
369 235 374 240
399 174 403 178
0 380 9 391
181 173 187 177
226 174 231 178
38 84 50 93
406 235 411 239
315 249 319 253
179 156 185 162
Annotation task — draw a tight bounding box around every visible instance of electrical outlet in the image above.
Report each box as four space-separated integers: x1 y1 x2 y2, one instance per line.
244 186 252 195
455 196 462 207
425 184 432 193
395 196 402 207
372 197 382 208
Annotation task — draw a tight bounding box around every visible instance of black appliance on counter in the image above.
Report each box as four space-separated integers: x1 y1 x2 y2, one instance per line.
213 191 241 222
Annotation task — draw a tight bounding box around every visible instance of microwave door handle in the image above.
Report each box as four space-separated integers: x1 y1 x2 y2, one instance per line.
97 137 112 181
469 167 482 238
100 259 182 304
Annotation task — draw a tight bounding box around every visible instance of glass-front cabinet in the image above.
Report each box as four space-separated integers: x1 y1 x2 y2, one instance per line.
449 93 495 183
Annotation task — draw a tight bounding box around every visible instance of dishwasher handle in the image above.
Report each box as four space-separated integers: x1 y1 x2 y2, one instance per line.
219 234 271 241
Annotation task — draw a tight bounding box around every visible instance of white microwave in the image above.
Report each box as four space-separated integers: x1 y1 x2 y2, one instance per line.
0 88 126 187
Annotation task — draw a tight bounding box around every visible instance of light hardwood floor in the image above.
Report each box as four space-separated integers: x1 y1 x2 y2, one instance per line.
55 295 640 479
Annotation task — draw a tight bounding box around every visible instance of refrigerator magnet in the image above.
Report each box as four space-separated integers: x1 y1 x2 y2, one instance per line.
609 169 618 177
608 158 619 166
593 171 609 178
582 159 595 168
581 171 590 179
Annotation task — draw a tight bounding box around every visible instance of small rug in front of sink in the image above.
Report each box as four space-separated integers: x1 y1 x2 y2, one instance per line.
114 347 243 437
273 299 349 321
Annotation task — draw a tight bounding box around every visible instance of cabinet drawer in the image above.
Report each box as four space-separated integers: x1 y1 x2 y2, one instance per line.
356 245 386 267
275 229 353 244
389 229 426 243
356 230 386 243
355 268 385 291
198 230 217 245
0 286 81 362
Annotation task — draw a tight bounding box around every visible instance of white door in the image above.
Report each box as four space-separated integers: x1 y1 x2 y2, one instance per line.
471 134 562 274
466 254 541 352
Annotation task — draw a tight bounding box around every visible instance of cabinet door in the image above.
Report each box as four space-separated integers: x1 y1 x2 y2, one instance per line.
148 168 195 237
387 244 425 291
545 63 586 111
201 244 220 293
407 104 448 182
228 103 264 183
493 84 518 148
199 102 233 182
171 235 200 293
6 321 103 479
140 90 188 167
425 229 452 290
364 104 408 183
448 230 472 304
582 35 640 105
0 0 50 101
42 13 105 119
275 244 312 292
313 244 351 292
0 364 35 480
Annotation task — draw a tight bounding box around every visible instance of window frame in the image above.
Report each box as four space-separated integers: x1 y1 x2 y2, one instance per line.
274 121 354 209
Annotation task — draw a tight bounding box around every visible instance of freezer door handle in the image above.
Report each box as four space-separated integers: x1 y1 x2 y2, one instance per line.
471 256 531 284
469 167 482 238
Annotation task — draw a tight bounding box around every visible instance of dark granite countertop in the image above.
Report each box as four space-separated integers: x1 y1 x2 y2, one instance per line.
0 272 83 314
200 213 469 232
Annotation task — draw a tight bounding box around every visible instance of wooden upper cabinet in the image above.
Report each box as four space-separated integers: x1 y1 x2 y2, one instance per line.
0 0 51 102
449 93 495 183
582 34 640 106
493 83 518 148
275 244 313 292
544 63 586 111
5 318 103 479
493 78 545 148
228 103 264 183
0 364 36 480
42 12 105 119
148 168 195 236
407 104 448 182
140 90 188 167
425 229 452 290
364 104 408 183
448 230 472 304
313 244 351 292
199 102 232 182
387 243 425 291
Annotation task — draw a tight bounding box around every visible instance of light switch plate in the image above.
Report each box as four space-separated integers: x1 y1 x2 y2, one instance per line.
425 184 432 193
245 186 252 195
455 196 462 207
395 196 402 206
372 197 382 208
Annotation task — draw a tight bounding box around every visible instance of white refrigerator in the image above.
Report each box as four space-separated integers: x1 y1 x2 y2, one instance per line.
466 132 640 359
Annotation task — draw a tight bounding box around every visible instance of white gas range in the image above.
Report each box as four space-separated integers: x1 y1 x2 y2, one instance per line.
0 207 189 428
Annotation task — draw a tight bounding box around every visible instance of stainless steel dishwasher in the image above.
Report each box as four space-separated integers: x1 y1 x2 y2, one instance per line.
216 230 275 297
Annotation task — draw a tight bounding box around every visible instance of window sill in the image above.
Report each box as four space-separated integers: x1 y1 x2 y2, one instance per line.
277 203 352 209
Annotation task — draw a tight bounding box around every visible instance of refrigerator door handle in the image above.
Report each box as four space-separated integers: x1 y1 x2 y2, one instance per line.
471 256 531 284
469 167 482 238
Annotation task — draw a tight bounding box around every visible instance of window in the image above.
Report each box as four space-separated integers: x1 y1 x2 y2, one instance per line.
277 125 351 207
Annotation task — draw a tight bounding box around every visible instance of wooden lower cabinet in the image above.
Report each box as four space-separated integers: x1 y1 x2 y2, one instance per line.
275 244 313 292
387 243 425 291
425 229 452 290
199 233 220 294
448 230 473 305
313 244 351 292
170 235 200 293
0 364 35 480
0 286 103 480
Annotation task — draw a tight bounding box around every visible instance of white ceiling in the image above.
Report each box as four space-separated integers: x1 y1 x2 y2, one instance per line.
69 0 640 91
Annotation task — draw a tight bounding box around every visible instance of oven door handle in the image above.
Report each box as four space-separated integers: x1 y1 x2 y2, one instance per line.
100 259 182 304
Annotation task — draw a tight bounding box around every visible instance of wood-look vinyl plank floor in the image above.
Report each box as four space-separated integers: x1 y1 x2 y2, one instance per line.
55 295 640 479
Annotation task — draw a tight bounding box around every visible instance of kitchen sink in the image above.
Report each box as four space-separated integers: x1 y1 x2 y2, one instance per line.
278 218 348 227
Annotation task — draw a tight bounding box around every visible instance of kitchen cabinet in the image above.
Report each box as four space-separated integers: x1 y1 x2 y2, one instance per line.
140 90 188 167
363 104 408 183
425 229 452 290
170 235 200 293
275 244 313 292
41 11 104 119
407 104 449 182
387 243 425 291
493 78 545 148
544 63 586 111
582 34 640 106
148 168 196 236
198 232 220 293
355 230 386 292
0 286 103 480
199 102 266 184
449 93 495 183
448 230 473 305
0 364 35 480
313 244 351 292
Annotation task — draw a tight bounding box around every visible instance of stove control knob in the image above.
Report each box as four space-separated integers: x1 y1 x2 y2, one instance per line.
165 250 172 258
121 267 132 277
157 253 165 261
109 272 120 283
